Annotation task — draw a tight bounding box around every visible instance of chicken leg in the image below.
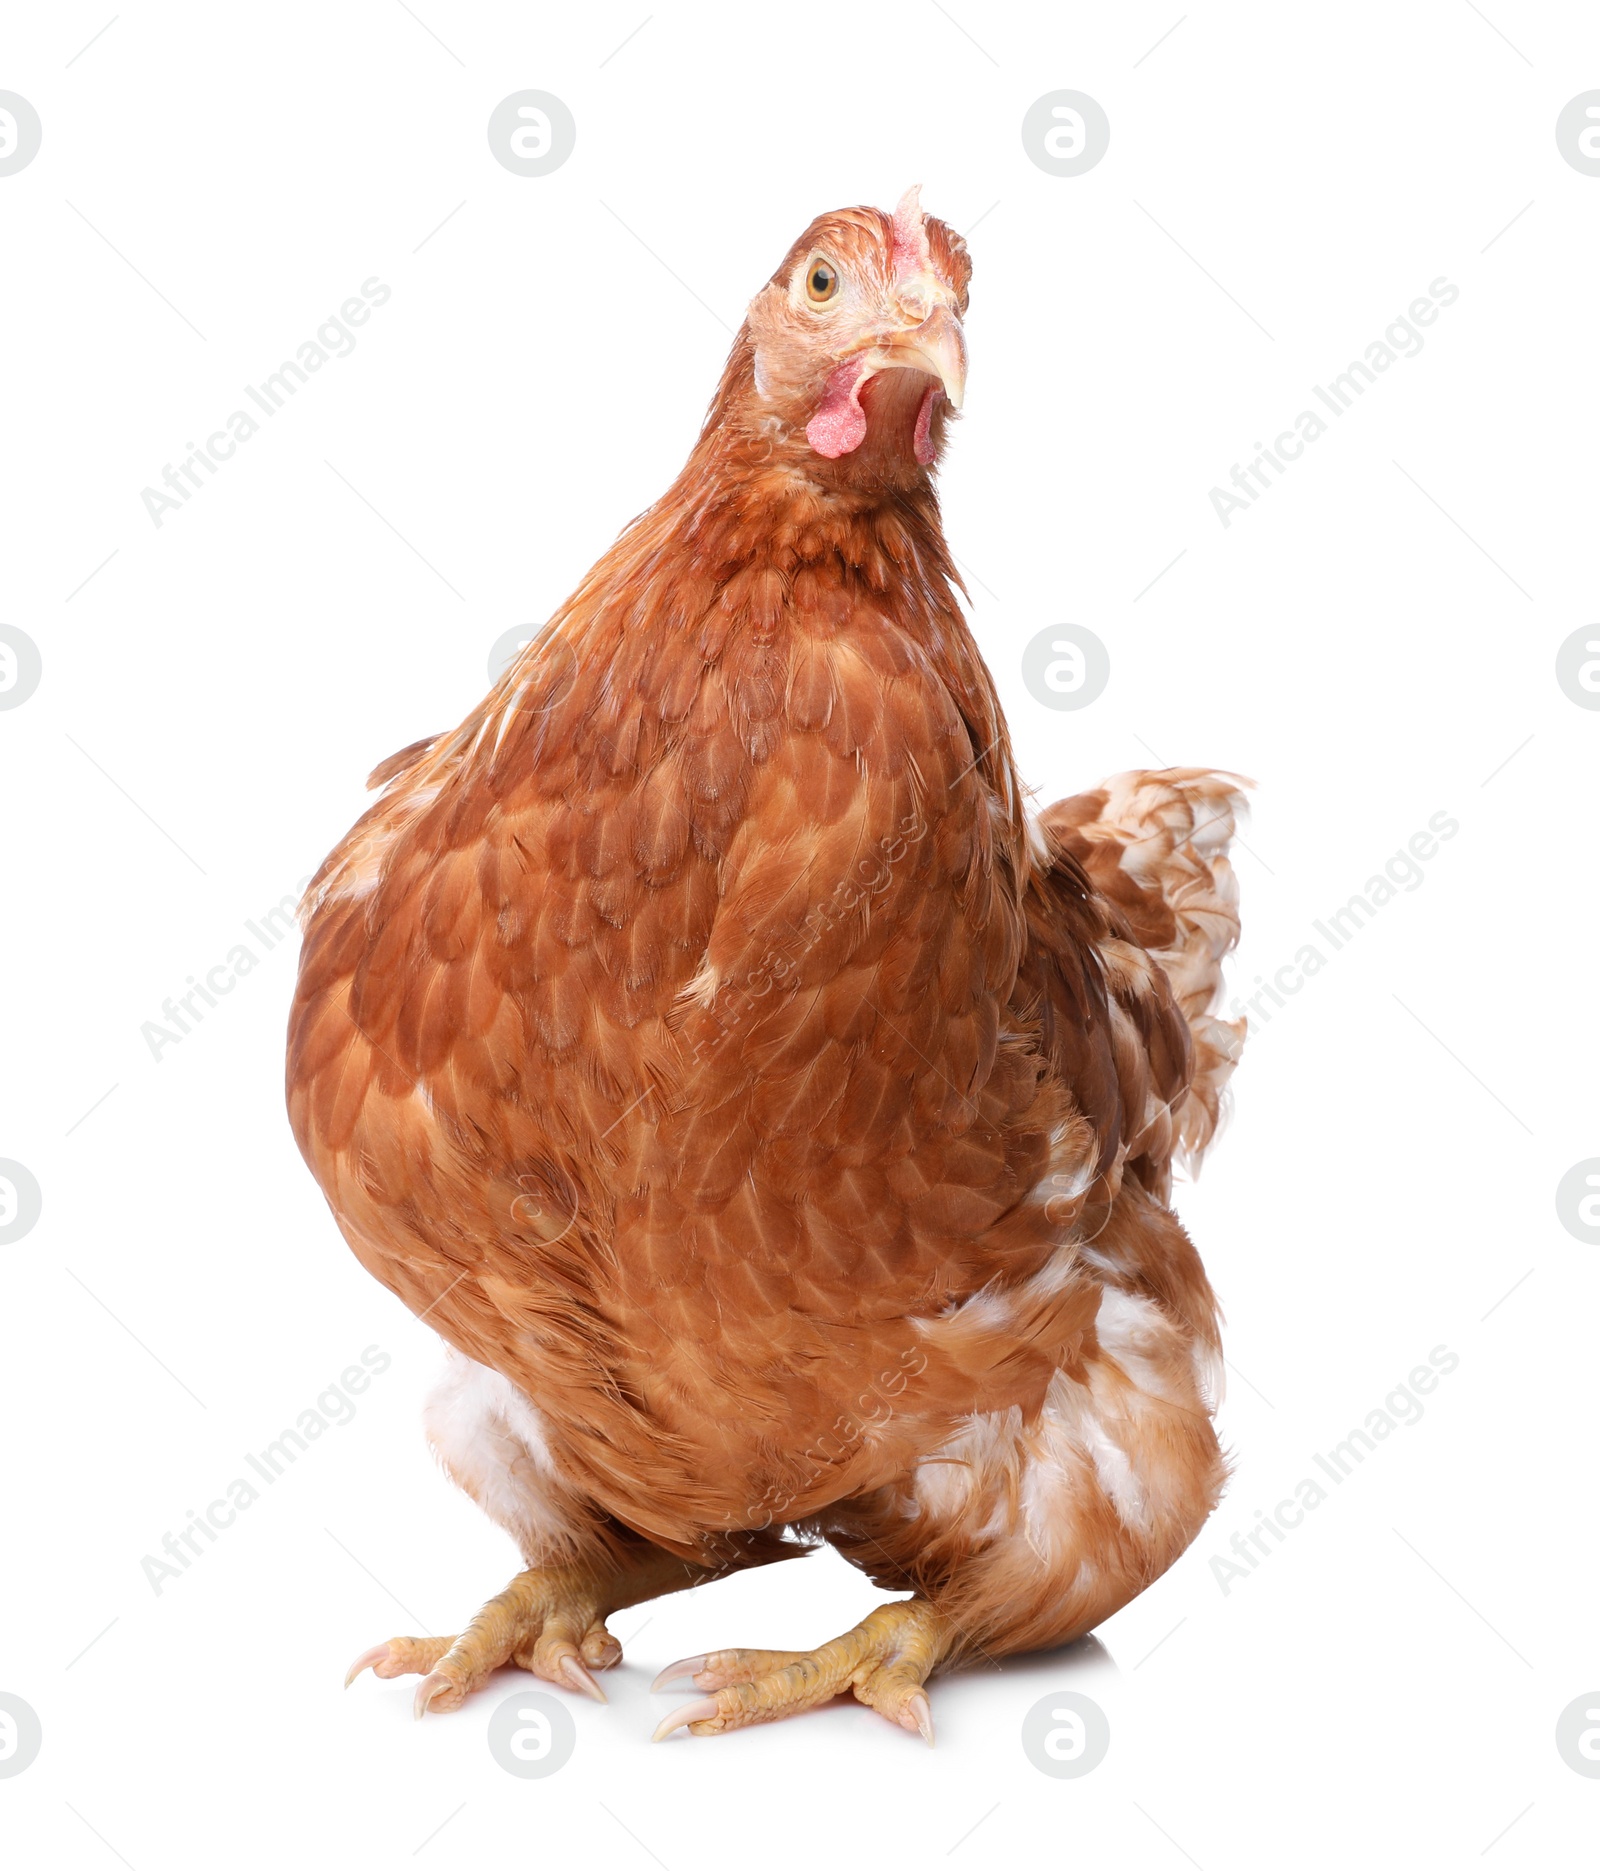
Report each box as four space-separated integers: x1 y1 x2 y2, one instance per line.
347 1548 708 1717
650 1596 947 1743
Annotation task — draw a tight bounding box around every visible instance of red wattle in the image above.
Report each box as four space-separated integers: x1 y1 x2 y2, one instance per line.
806 359 871 458
913 384 942 465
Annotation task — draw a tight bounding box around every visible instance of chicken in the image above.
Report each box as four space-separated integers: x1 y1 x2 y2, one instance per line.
287 187 1247 1744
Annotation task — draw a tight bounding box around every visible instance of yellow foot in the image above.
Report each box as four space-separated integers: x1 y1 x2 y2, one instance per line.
344 1565 627 1718
650 1598 947 1744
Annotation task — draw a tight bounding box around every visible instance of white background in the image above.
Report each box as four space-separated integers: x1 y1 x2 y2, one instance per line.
2 2 1596 1865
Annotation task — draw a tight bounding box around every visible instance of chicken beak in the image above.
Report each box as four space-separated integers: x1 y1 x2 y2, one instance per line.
881 302 967 410
810 291 968 461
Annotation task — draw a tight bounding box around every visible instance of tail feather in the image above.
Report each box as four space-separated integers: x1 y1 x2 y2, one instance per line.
1040 768 1250 1173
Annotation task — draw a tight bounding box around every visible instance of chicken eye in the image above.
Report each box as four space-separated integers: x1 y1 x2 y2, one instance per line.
805 259 839 304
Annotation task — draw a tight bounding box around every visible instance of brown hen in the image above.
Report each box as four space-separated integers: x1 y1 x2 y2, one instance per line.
288 188 1247 1743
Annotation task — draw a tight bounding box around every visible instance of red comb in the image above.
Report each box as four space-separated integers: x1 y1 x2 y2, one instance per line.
892 184 932 280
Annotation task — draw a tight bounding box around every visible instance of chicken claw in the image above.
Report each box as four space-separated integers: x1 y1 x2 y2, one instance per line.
558 1654 609 1702
413 1670 457 1720
650 1653 709 1691
650 1598 946 1743
345 1643 393 1688
652 1697 721 1741
345 1636 451 1687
